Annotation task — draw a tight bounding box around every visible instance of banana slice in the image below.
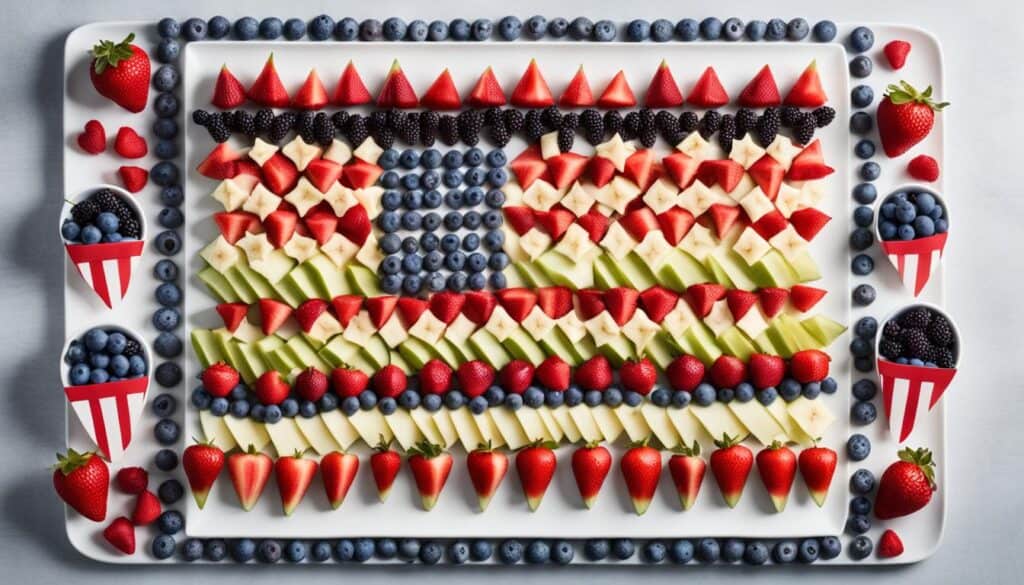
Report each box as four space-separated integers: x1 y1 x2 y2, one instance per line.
199 410 237 451
521 306 556 341
523 179 562 212
643 177 681 215
622 311 660 354
502 182 525 206
662 301 697 336
283 234 318 264
443 314 477 346
735 306 770 340
385 409 425 451
605 176 641 214
200 235 241 273
347 408 394 446
484 305 519 342
342 311 376 346
557 311 587 343
728 173 756 200
739 187 775 222
787 397 836 439
536 407 564 443
729 135 765 169
679 223 717 262
728 401 787 446
449 408 484 449
320 233 358 268
489 408 530 449
473 411 507 448
501 227 529 264
678 180 716 217
568 405 604 442
590 405 624 443
774 183 805 218
319 410 360 450
634 230 673 270
584 312 621 347
595 133 635 171
322 139 352 165
211 178 251 211
243 184 283 221
236 232 274 265
231 318 264 344
519 228 553 261
282 136 323 171
733 226 772 266
408 311 446 345
223 416 270 452
640 403 681 449
294 415 343 455
355 234 384 272
306 312 344 344
615 405 652 443
553 223 595 258
798 180 826 209
769 225 810 262
665 407 705 445
704 299 735 337
323 183 358 217
676 131 714 161
766 135 802 170
599 221 638 260
353 187 384 220
561 182 597 217
284 177 325 217
377 315 409 347
540 131 561 160
690 402 749 443
352 137 383 164
264 418 310 456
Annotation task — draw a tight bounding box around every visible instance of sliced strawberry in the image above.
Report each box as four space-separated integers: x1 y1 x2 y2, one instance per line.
465 66 504 108
687 67 729 108
738 65 781 107
645 60 684 108
784 60 827 108
707 204 741 239
230 173 260 195
233 160 262 179
536 286 573 318
748 155 785 200
395 297 428 327
258 299 293 335
496 288 537 322
662 151 700 189
726 290 758 321
331 295 362 327
697 159 745 192
342 159 383 189
598 70 637 108
509 145 549 189
658 207 696 245
295 299 329 332
751 210 788 240
216 303 249 332
789 285 826 312
789 208 831 241
576 289 606 319
559 66 595 107
303 209 339 246
787 139 834 181
619 207 659 242
884 40 912 70
501 207 534 237
587 156 616 188
264 209 298 248
577 209 609 243
333 61 372 106
366 296 398 328
535 207 575 241
463 291 497 325
429 292 465 324
212 65 247 109
623 149 656 191
261 153 299 195
197 143 243 180
639 286 679 323
337 204 371 246
686 283 726 317
421 68 463 110
547 153 589 190
292 69 329 110
213 211 261 244
376 59 418 109
758 287 789 318
305 158 343 193
510 59 554 108
604 287 640 326
247 54 289 107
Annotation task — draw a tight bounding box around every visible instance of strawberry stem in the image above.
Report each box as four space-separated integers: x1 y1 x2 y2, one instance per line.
91 34 136 75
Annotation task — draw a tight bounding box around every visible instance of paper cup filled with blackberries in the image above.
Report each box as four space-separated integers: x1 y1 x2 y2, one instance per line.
62 325 151 462
61 185 146 309
875 304 960 443
875 186 949 296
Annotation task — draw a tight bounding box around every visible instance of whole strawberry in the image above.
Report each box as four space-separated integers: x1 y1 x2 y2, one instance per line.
202 362 240 398
374 364 407 398
53 448 109 522
419 359 452 394
877 81 949 158
294 367 328 402
666 355 705 392
535 356 570 391
499 360 534 395
182 440 225 509
457 360 495 398
620 357 657 395
331 366 369 398
874 447 936 520
574 355 612 391
89 34 150 113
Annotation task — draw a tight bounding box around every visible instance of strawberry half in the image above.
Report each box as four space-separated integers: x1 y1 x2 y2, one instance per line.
467 443 509 511
707 204 741 238
547 152 589 190
331 295 362 327
376 59 418 108
516 442 557 511
215 302 248 332
738 65 781 107
407 442 453 511
212 64 246 109
789 207 831 241
709 434 754 508
668 442 706 510
370 442 401 502
748 155 785 200
276 453 318 516
247 54 289 107
687 66 729 108
496 288 537 322
366 295 398 328
798 445 838 507
463 291 497 325
787 139 834 181
603 287 639 326
662 151 700 189
510 59 554 108
423 68 463 110
228 447 272 511
883 41 912 71
789 284 827 312
559 66 595 107
756 442 798 512
320 451 359 509
292 69 329 110
645 60 684 108
213 212 260 245
333 61 372 106
571 443 611 508
784 60 827 108
598 70 637 108
258 298 293 335
639 286 678 323
536 286 573 318
467 66 504 108
758 287 789 318
620 442 662 515
264 209 298 248
686 283 726 317
509 145 549 189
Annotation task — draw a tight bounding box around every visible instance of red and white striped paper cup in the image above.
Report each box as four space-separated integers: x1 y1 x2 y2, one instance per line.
876 187 950 297
61 327 152 462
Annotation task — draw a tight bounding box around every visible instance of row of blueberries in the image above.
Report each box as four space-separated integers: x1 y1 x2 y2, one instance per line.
850 317 881 426
149 533 851 564
848 52 880 309
190 377 839 422
380 165 509 193
157 15 873 48
380 147 507 173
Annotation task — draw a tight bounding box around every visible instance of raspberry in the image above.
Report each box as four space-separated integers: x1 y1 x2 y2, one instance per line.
115 466 149 495
123 338 141 357
907 155 940 182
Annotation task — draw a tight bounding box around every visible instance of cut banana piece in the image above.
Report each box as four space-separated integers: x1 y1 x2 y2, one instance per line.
522 179 562 212
521 306 556 341
729 135 765 169
237 232 274 265
211 178 251 211
294 415 342 455
622 311 660 354
642 178 680 215
615 405 652 443
599 221 638 261
769 225 810 262
739 187 774 222
352 137 383 164
353 187 384 220
264 418 311 457
347 408 394 446
633 230 673 270
691 402 749 442
248 138 280 166
557 312 587 344
243 184 283 221
733 227 772 266
590 405 624 443
320 233 358 268
323 183 358 217
283 234 319 264
584 312 622 348
703 299 735 338
728 401 787 446
200 410 237 451
568 405 603 443
595 133 635 171
787 397 836 440
676 131 714 161
489 408 530 450
766 135 802 170
342 311 376 346
282 136 323 171
518 228 553 260
679 223 717 262
223 415 269 452
322 139 352 165
640 403 681 449
408 311 446 345
200 236 241 273
384 409 425 451
561 182 597 217
605 176 641 214
540 131 561 160
319 410 360 450
553 223 596 258
485 306 519 342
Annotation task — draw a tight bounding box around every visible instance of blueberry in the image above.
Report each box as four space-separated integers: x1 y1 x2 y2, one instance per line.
854 205 874 227
335 539 355 561
151 534 176 559
851 85 874 108
860 161 881 181
231 539 257 562
160 185 183 207
157 510 184 534
154 139 178 160
283 18 306 40
504 393 523 411
851 400 878 425
524 387 545 408
68 363 90 385
471 18 493 41
417 541 441 565
848 26 875 53
622 390 642 407
745 20 767 40
914 215 936 237
153 307 181 331
812 20 837 42
642 540 667 563
744 541 769 565
155 38 179 63
851 254 874 276
352 538 375 562
307 541 331 562
569 17 594 40
157 18 180 39
153 65 179 91
449 18 471 40
427 20 449 41
90 353 110 370
664 539 693 564
307 14 334 40
609 538 634 560
803 382 821 400
650 388 671 407
671 390 692 408
548 17 569 38
444 389 465 409
773 540 798 563
484 230 504 251
96 212 119 234
468 395 488 414
499 539 523 564
850 112 874 134
699 17 723 39
258 17 282 39
644 18 669 42
855 316 878 339
817 536 841 560
282 540 306 562
205 539 227 562
853 379 877 401
233 17 259 40
444 251 465 271
721 539 745 563
584 539 609 561
850 495 873 515
850 55 874 78
851 468 876 494
524 540 549 564
464 185 485 205
734 382 755 402
448 540 470 564
719 17 743 41
855 357 874 372
153 448 178 472
589 19 615 41
627 19 651 41
442 169 463 188
696 538 720 563
257 539 282 563
484 386 506 407
854 139 876 159
717 387 735 403
359 18 382 41
676 18 699 41
564 386 583 407
464 167 486 186
154 417 180 444
398 538 421 561
498 15 523 40
157 478 183 504
486 168 508 187
694 383 716 406
383 17 407 41
80 225 101 244
853 284 876 306
203 15 229 39
447 271 467 292
153 118 178 140
846 514 871 536
521 15 546 39
847 433 872 460
765 18 787 40
406 20 428 41
850 227 873 250
783 17 809 41
151 393 176 417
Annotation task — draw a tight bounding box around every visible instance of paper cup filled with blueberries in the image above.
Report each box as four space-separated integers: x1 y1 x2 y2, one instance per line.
875 186 949 296
61 185 146 309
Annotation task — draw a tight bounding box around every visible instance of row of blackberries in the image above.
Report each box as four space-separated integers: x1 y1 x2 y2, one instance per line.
192 105 835 151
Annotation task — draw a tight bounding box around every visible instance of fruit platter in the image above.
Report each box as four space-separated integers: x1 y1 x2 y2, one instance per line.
59 15 952 566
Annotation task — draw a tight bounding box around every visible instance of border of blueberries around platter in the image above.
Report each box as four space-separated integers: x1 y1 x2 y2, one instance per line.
127 15 897 566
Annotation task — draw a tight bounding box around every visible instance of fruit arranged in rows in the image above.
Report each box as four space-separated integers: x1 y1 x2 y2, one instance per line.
878 190 947 241
63 188 142 244
877 306 957 368
212 56 828 113
177 437 838 514
64 327 148 386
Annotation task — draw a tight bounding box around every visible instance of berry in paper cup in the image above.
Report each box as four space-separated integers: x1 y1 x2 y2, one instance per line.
876 186 949 296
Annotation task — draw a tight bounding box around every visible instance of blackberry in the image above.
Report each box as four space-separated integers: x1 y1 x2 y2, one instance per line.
879 338 903 361
655 110 676 132
487 121 511 147
70 198 100 225
438 115 459 146
679 111 700 133
664 127 687 146
755 108 780 147
926 315 954 347
344 114 369 147
813 106 836 128
121 217 142 239
541 106 562 131
900 328 931 360
191 109 211 126
386 109 402 131
735 108 757 137
331 111 350 131
483 107 502 127
524 110 545 142
503 109 525 133
369 111 388 134
780 106 801 127
561 112 579 131
698 110 721 140
899 307 932 330
296 112 316 143
557 125 575 152
94 189 121 212
373 125 395 149
254 109 274 133
219 111 234 128
934 347 956 368
580 109 604 145
882 320 902 340
794 114 816 145
603 110 623 136
268 112 294 143
313 112 335 145
206 115 230 142
622 111 641 141
458 110 482 146
399 112 420 145
123 338 142 357
419 111 439 147
638 109 657 147
111 201 135 225
718 114 736 153
231 110 256 136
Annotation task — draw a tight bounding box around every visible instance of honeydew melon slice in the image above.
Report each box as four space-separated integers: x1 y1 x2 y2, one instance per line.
233 257 278 300
305 253 351 299
504 328 547 366
472 411 506 448
430 410 459 448
408 408 445 446
236 341 270 380
191 329 225 369
345 264 382 297
717 327 757 362
535 407 563 443
610 252 657 290
536 249 597 290
318 336 359 368
294 414 343 455
657 249 713 291
750 250 800 289
514 407 553 443
777 314 823 351
319 410 360 450
468 329 512 370
433 339 464 367
590 405 624 443
284 336 331 373
222 265 259 304
347 408 393 446
549 405 582 443
514 260 554 287
614 405 652 443
223 416 271 452
280 264 320 302
593 254 623 289
801 315 847 347
538 328 581 366
198 267 241 303
645 333 677 370
728 400 787 446
199 410 237 451
785 250 821 282
398 338 437 370
358 335 391 370
640 403 682 449
690 402 749 442
703 255 735 288
384 409 425 451
568 404 603 442
388 351 412 375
